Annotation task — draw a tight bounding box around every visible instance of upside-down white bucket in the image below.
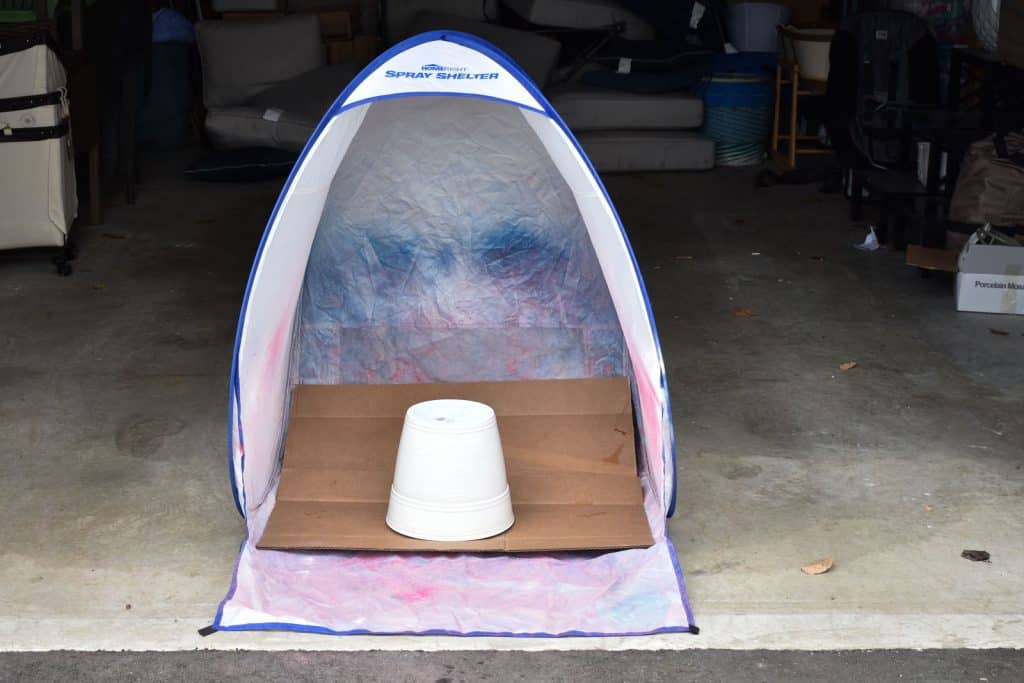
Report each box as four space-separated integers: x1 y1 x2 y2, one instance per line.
386 399 515 542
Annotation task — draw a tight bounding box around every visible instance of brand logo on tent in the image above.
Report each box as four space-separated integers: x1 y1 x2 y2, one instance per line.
421 64 467 72
384 64 500 81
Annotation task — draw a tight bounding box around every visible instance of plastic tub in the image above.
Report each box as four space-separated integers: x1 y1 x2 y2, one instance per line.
729 2 790 52
698 73 774 166
386 399 514 542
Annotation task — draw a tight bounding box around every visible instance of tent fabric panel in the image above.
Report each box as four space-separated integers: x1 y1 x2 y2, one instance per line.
294 96 624 391
233 106 368 519
521 111 674 515
296 326 623 385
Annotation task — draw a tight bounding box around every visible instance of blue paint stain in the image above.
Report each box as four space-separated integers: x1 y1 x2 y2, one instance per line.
472 224 556 280
424 241 456 277
369 235 417 272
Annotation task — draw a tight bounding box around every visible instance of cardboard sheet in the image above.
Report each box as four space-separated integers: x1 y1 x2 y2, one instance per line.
257 377 654 552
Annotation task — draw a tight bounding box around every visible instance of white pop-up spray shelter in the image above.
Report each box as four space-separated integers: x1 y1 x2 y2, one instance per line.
216 31 695 637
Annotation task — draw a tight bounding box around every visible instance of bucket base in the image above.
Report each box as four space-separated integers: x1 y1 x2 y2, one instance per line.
386 486 515 542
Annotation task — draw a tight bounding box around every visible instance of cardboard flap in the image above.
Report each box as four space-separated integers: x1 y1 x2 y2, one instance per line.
906 245 958 272
257 377 654 553
258 501 653 552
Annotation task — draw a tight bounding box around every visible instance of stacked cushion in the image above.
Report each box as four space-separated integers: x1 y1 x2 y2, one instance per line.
575 131 715 171
547 84 704 131
502 0 654 40
406 12 561 88
204 63 358 151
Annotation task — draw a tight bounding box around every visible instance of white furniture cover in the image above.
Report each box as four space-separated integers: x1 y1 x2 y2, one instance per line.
211 0 281 11
205 63 358 151
196 15 334 151
0 34 76 251
547 83 705 131
502 0 655 39
196 15 323 109
406 11 561 87
575 130 716 171
383 0 498 43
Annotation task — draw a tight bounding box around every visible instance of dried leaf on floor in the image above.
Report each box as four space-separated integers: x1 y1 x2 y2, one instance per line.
732 307 754 318
839 361 858 371
989 328 1010 336
92 283 106 290
801 558 834 575
961 549 990 562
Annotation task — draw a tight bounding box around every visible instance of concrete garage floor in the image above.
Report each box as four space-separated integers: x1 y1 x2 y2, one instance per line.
1 153 1022 654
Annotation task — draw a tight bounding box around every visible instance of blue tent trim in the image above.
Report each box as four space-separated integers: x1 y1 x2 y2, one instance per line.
227 30 678 519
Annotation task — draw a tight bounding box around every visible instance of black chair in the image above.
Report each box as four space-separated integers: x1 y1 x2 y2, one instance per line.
825 10 947 245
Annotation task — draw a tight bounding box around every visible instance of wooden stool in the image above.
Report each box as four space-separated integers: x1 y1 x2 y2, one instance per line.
771 26 832 168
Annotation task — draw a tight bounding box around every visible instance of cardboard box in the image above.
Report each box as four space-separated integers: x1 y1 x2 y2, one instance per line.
999 0 1024 69
257 377 655 553
907 235 1024 315
956 234 1024 314
325 38 353 65
782 0 827 25
324 36 382 67
352 34 381 67
318 9 352 39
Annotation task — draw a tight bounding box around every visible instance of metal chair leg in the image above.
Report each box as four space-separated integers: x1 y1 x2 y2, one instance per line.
788 66 799 168
88 142 102 225
771 64 782 157
849 169 864 221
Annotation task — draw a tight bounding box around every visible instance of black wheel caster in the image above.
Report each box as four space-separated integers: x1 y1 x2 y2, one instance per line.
53 238 76 275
